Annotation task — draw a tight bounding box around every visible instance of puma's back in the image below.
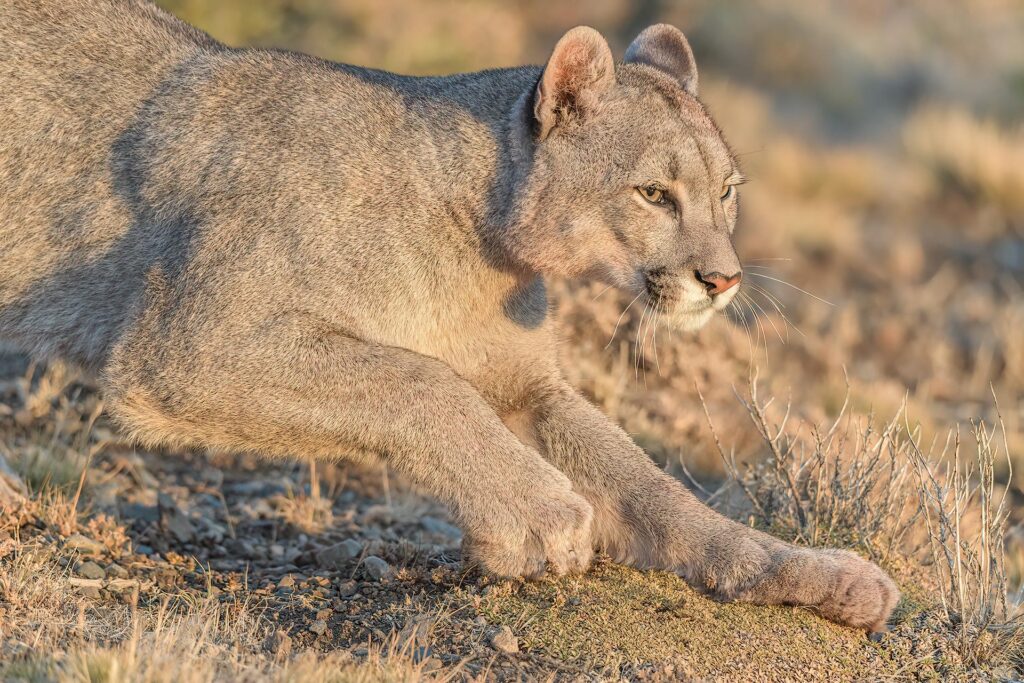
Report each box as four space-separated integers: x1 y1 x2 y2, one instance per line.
0 0 216 365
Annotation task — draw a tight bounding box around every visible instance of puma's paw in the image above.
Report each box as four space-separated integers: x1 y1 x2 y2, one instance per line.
812 550 900 632
462 488 594 580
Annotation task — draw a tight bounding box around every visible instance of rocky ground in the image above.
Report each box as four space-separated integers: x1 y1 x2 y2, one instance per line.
0 354 1019 681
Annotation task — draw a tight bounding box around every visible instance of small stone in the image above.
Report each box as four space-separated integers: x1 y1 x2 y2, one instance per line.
420 516 461 539
336 579 357 596
490 625 518 654
69 578 103 599
106 579 140 600
158 493 196 544
264 629 292 657
361 556 394 581
65 534 105 556
309 619 328 636
76 561 106 580
278 575 296 588
360 504 393 524
135 544 154 556
315 539 363 569
270 544 285 559
120 503 159 524
197 519 226 544
105 563 128 579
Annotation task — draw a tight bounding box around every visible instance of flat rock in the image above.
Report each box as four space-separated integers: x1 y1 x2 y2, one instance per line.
315 539 363 568
76 561 106 580
65 534 105 556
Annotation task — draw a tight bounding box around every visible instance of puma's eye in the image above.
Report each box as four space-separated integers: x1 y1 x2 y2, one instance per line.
721 185 735 201
638 185 667 205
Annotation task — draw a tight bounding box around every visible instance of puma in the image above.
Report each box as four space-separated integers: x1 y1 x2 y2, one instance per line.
0 0 898 630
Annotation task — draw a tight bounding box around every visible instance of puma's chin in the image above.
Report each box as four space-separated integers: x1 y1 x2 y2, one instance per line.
663 303 715 331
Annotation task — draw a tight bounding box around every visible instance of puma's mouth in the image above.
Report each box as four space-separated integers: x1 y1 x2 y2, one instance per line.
642 268 733 331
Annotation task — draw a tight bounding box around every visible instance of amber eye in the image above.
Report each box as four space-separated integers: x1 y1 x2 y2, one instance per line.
721 185 735 201
638 185 667 205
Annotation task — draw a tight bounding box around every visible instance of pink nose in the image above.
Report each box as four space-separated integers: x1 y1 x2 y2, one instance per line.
696 270 742 296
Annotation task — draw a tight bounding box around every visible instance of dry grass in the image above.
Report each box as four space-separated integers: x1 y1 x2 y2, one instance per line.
0 547 435 683
907 401 1024 670
906 106 1024 220
698 374 920 562
698 374 1023 674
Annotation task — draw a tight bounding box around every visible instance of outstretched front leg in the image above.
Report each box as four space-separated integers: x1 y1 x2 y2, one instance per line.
104 323 593 579
529 381 899 631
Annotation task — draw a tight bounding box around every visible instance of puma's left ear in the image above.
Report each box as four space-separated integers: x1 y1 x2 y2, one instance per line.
534 26 615 140
624 24 698 96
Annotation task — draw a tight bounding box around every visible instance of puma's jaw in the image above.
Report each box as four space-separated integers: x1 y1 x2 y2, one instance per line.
641 268 741 332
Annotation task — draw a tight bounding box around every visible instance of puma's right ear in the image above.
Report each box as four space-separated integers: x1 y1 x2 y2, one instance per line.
624 24 698 96
534 26 615 140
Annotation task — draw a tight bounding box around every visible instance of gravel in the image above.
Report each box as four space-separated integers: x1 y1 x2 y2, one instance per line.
490 625 519 655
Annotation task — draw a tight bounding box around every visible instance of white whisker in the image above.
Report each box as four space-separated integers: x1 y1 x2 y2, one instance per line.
591 283 614 302
746 282 806 339
746 272 835 306
606 291 643 350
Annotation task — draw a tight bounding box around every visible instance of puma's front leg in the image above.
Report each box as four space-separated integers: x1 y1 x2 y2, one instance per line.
105 328 592 579
531 383 899 631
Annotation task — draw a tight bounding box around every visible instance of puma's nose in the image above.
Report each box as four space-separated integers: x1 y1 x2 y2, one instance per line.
696 270 742 296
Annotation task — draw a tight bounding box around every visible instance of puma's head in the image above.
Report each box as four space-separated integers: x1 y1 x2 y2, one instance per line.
510 25 743 331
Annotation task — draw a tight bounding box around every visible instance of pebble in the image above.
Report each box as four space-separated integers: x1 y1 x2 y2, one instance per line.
158 492 196 544
315 539 363 569
420 516 462 539
490 625 519 654
68 577 102 599
76 561 106 580
105 563 128 579
264 629 292 657
106 579 140 601
309 619 328 636
120 503 160 524
361 555 394 581
65 534 105 556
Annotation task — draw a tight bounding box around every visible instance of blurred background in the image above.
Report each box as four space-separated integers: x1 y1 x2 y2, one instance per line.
157 1 1023 531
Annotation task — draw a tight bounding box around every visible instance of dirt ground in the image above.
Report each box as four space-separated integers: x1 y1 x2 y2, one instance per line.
1 354 1019 682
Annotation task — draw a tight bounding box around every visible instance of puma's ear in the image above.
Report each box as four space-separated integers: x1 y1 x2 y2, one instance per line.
624 24 698 96
534 26 615 140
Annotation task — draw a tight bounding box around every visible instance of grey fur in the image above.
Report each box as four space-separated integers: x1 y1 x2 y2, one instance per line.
0 1 897 630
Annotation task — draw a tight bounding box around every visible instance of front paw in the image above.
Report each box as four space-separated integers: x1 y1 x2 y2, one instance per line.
735 546 899 631
812 550 900 632
462 488 594 580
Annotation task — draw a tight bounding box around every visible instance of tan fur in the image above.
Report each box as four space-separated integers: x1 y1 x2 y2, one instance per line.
0 2 897 630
